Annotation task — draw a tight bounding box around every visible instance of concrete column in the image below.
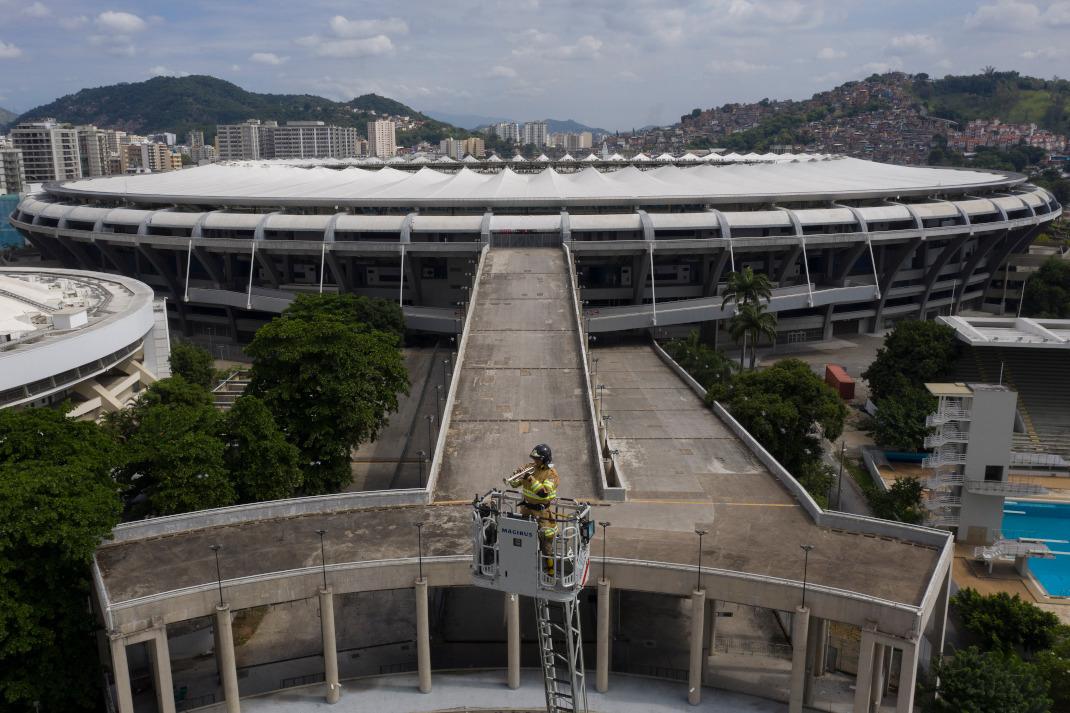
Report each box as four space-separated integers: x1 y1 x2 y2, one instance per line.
789 606 810 713
814 618 830 676
597 579 611 693
804 615 822 706
896 641 920 713
853 628 877 713
506 593 520 690
687 589 706 705
320 588 341 704
882 645 894 698
871 643 886 711
215 605 241 713
108 633 134 713
931 566 952 664
706 599 719 659
415 577 432 693
149 627 176 713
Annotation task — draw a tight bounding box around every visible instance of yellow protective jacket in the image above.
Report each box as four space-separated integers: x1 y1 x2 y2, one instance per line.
507 461 560 507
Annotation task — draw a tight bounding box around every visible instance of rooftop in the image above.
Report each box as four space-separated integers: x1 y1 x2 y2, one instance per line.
940 316 1070 349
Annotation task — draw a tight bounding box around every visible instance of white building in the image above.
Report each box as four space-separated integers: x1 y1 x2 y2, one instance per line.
367 119 397 158
272 121 361 159
522 121 548 147
216 120 264 161
10 119 82 182
76 125 112 177
495 121 520 143
0 268 170 420
0 148 25 194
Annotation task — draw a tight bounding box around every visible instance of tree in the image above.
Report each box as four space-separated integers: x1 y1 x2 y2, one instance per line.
246 298 410 493
923 647 1050 713
106 376 235 516
0 408 122 711
721 266 773 311
1033 636 1070 712
952 588 1061 655
663 330 737 400
721 267 775 369
728 301 778 369
872 477 925 523
1021 257 1070 319
223 396 303 503
868 387 935 451
282 293 406 339
168 341 216 389
862 321 960 403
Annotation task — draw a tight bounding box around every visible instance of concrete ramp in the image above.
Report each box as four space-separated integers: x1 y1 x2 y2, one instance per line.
434 248 599 502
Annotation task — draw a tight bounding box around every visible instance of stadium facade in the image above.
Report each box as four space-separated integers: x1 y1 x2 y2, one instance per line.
7 155 1061 344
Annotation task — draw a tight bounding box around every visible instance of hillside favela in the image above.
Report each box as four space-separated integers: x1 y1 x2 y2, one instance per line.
2 3 1070 713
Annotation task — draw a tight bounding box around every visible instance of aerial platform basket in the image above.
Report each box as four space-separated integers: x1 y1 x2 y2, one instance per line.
471 489 594 602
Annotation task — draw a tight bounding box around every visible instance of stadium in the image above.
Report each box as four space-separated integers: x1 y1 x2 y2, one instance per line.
6 156 1061 713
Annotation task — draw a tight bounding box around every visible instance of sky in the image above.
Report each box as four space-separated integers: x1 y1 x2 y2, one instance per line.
0 0 1068 130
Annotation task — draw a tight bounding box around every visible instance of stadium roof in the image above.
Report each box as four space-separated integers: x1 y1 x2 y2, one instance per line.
940 315 1070 348
52 157 1022 208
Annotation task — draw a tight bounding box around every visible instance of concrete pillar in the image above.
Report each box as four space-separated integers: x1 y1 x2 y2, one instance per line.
149 627 176 713
896 641 919 713
415 577 432 693
108 633 134 713
871 643 886 711
687 589 706 706
506 593 520 690
320 588 341 704
814 618 830 676
706 599 719 659
931 566 952 664
804 615 822 707
213 605 241 713
882 645 894 698
853 629 877 713
597 579 611 693
789 606 810 713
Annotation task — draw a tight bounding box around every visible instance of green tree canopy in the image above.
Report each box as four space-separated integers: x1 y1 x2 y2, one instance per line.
282 293 406 339
872 477 925 524
1021 257 1070 319
952 588 1062 655
223 395 303 503
862 320 960 403
720 266 773 310
169 340 215 390
867 386 935 451
729 301 778 369
0 408 122 711
923 647 1050 713
106 376 235 516
662 330 737 400
246 299 410 493
724 358 847 472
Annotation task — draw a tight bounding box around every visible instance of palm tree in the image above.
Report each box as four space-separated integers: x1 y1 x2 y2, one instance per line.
720 266 773 311
729 302 779 369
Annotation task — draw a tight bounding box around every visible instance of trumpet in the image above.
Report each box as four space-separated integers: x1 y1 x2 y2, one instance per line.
505 464 536 487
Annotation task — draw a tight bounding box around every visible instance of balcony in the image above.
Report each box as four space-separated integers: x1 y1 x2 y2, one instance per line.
926 407 972 426
929 513 961 527
926 472 965 490
924 494 962 511
923 429 969 449
1009 452 1067 468
964 480 1049 497
922 451 967 469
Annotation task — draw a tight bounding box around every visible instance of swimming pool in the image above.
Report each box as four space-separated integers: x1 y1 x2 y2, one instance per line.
1002 500 1070 597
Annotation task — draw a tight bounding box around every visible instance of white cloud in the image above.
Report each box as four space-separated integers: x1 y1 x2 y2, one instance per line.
708 58 770 73
1021 46 1067 59
250 52 287 65
58 14 88 29
313 35 395 58
328 16 408 37
0 40 22 59
89 34 135 57
889 33 938 53
488 65 517 78
547 35 602 60
149 65 188 77
817 47 846 60
861 59 902 74
1046 1 1070 24
964 0 1042 31
96 10 147 33
23 2 50 18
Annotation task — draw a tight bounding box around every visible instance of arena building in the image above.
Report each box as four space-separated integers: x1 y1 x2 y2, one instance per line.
7 155 1061 344
0 267 170 419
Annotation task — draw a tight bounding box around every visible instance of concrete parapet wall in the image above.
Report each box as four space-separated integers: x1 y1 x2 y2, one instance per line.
108 489 428 543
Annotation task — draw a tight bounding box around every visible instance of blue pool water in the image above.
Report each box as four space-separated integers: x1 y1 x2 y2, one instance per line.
1002 500 1070 596
0 194 23 247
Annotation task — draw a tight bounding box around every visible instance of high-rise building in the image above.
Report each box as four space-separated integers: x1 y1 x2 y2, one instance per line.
10 119 82 182
0 148 26 194
216 120 264 161
367 120 397 158
439 137 463 160
522 121 548 147
187 130 204 150
272 121 362 159
495 122 520 143
126 142 173 173
464 137 486 158
578 131 593 149
76 126 112 177
104 130 128 156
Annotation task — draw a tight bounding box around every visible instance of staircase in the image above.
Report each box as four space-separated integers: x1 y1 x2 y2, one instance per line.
211 370 250 411
535 597 588 713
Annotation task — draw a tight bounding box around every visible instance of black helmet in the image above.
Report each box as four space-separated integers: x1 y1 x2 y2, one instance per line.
530 443 552 465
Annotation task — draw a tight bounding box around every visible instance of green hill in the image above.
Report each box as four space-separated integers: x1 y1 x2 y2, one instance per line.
0 106 15 126
915 71 1070 135
8 75 468 144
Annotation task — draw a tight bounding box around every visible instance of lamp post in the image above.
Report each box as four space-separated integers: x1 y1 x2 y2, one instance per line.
426 414 435 454
436 384 444 416
416 450 426 488
442 359 450 391
415 521 425 581
599 521 611 582
315 529 328 590
836 441 846 509
209 544 224 607
800 544 815 608
694 529 708 591
596 384 606 415
592 357 599 378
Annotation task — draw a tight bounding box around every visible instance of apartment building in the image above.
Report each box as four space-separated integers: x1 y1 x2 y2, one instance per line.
216 119 264 161
0 148 26 194
522 121 548 147
367 119 397 158
76 126 112 177
10 119 81 182
495 122 520 143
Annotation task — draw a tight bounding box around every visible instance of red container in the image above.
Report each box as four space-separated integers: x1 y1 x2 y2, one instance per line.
825 364 855 400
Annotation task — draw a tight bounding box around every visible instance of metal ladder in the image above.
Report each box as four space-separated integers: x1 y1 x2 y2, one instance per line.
534 597 588 713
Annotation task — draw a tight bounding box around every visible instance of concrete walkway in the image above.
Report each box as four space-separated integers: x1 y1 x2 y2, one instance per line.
233 670 806 712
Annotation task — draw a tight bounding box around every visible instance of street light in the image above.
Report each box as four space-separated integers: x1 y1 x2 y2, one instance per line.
442 359 450 391
800 544 815 608
695 529 709 591
414 521 426 581
426 414 435 453
315 529 328 590
208 544 224 607
599 522 611 582
592 357 599 378
436 384 444 415
596 384 606 414
416 450 427 487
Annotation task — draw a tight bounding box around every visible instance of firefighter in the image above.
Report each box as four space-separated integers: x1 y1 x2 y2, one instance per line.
505 443 560 576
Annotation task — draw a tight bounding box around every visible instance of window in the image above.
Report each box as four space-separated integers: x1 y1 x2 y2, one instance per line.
984 465 1004 482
